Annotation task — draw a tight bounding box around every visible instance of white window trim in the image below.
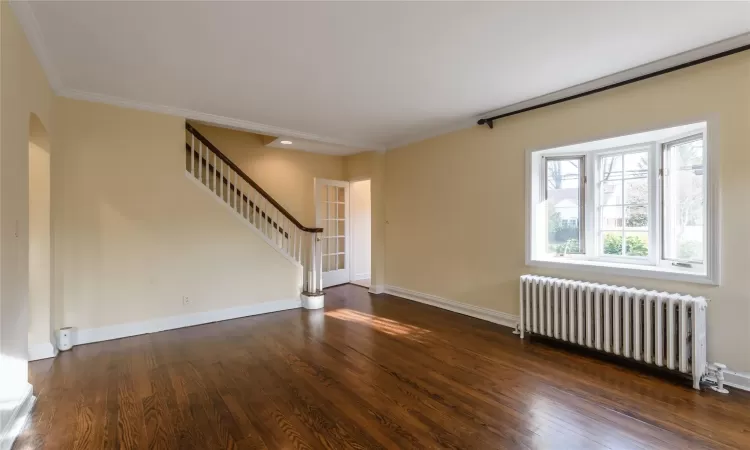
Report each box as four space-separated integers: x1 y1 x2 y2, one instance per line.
525 119 720 286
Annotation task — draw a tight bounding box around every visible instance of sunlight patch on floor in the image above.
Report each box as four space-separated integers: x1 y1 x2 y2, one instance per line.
326 308 430 340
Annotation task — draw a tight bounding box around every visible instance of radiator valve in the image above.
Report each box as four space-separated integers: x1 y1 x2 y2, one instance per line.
708 363 729 394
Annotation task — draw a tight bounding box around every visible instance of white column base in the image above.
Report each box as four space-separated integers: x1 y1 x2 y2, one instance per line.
369 285 384 294
301 292 325 310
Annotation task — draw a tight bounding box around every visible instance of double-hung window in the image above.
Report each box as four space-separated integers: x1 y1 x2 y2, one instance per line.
528 122 716 284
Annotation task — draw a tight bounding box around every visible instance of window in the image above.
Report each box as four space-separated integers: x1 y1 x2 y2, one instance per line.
662 135 705 266
545 156 584 255
527 122 716 284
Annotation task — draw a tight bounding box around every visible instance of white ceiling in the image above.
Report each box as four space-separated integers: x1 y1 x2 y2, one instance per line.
15 1 750 153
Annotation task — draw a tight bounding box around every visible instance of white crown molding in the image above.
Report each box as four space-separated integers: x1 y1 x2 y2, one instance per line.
11 1 383 152
477 32 750 122
60 89 385 151
384 285 519 329
10 0 64 92
13 0 750 155
387 32 750 151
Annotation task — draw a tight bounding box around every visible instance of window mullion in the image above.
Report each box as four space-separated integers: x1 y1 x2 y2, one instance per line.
585 155 595 259
621 162 626 256
651 143 660 265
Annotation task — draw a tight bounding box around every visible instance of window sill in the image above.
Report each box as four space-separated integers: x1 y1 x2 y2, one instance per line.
527 257 717 286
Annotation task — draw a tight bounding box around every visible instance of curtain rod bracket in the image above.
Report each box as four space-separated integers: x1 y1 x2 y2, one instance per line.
477 118 494 129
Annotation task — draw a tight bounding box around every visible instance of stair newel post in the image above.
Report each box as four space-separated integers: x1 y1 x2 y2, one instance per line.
316 230 323 294
306 231 314 293
301 229 324 310
311 231 318 293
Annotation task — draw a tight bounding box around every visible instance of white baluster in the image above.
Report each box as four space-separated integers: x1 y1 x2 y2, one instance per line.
190 135 195 173
231 172 236 209
206 152 216 192
291 226 296 260
244 183 252 222
277 211 282 247
285 219 290 254
218 159 223 200
234 174 240 212
281 217 287 252
297 229 302 263
260 198 266 235
193 142 199 179
202 139 208 184
264 200 270 237
247 188 258 228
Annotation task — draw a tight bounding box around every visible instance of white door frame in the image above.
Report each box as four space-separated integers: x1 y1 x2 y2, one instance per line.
314 178 350 288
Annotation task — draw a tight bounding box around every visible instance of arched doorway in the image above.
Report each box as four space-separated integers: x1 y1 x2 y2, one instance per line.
27 113 54 360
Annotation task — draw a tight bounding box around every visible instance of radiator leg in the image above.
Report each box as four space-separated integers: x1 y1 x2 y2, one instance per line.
708 363 729 394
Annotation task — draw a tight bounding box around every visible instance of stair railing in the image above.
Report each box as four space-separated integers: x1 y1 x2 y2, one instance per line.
185 123 323 295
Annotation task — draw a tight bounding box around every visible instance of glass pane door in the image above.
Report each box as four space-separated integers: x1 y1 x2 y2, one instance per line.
316 179 349 287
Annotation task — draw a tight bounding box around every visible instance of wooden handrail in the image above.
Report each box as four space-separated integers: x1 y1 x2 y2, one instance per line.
186 123 323 233
187 144 292 239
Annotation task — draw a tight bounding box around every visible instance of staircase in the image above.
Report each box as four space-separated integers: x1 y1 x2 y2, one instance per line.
184 123 324 303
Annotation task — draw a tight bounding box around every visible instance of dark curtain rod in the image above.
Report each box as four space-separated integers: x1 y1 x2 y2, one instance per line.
477 43 750 129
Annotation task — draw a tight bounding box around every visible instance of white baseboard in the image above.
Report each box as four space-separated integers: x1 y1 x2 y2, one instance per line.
705 370 750 392
383 287 750 394
0 383 35 450
384 285 519 329
27 342 58 361
74 298 301 346
369 284 384 294
353 273 370 281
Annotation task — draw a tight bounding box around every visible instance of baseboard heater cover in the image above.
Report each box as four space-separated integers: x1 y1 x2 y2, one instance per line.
519 275 707 390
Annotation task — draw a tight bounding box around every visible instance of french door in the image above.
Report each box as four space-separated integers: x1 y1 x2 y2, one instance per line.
315 179 349 288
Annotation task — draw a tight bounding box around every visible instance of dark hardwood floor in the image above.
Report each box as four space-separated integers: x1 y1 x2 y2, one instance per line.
15 284 750 449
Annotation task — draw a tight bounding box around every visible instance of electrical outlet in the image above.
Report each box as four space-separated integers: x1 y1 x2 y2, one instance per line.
182 296 190 306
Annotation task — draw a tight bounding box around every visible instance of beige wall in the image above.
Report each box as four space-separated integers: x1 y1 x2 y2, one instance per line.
0 0 55 428
54 98 301 330
385 53 750 374
191 123 345 227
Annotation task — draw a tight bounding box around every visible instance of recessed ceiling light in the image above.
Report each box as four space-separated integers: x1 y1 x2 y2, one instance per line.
280 140 293 145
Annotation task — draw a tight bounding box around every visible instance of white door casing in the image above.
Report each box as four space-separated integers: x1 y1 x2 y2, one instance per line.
315 179 350 288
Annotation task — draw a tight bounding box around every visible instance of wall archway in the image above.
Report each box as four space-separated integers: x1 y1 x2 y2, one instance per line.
27 113 54 360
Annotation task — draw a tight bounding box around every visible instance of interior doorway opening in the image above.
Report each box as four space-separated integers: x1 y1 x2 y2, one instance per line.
349 179 371 288
28 113 53 361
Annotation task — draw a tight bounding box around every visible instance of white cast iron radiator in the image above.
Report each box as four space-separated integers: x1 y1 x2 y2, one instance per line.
519 275 708 389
